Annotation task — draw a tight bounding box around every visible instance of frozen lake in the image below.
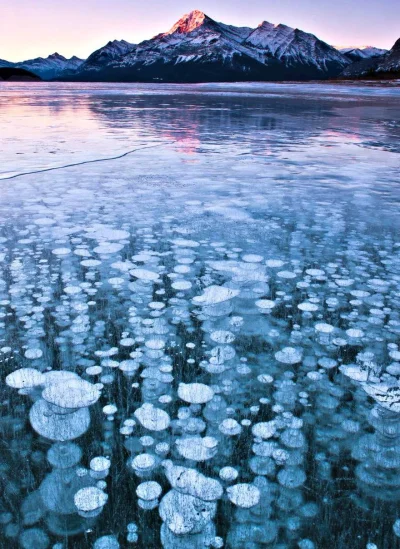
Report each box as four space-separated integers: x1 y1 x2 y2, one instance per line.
0 82 400 549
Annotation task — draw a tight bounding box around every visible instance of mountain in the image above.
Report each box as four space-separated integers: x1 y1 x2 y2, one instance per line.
0 58 14 68
80 40 135 72
340 38 400 78
0 67 41 81
15 53 84 79
244 22 348 72
71 10 350 82
339 46 388 62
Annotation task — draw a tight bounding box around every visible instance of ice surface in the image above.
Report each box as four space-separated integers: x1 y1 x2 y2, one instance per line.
0 82 399 548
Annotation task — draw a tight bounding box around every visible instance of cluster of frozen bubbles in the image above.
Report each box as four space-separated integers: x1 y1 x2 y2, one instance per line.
1 210 400 549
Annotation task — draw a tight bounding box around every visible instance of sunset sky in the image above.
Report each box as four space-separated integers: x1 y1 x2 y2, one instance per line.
1 0 399 62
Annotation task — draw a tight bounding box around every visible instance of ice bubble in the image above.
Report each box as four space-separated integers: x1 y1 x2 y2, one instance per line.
101 359 120 369
243 254 263 263
210 331 235 344
86 227 129 241
93 535 120 549
346 328 364 339
315 323 335 334
219 418 242 436
90 457 111 479
193 286 240 305
42 378 101 410
210 346 236 364
226 483 260 508
280 428 306 449
119 360 140 376
255 299 276 311
252 421 277 439
318 357 337 370
30 399 90 441
94 243 124 254
162 462 223 501
47 442 82 469
159 490 216 535
74 486 108 515
6 368 45 389
219 467 239 482
176 436 218 461
266 259 284 268
24 348 43 359
335 278 354 287
298 302 318 312
361 382 400 413
96 347 119 358
103 404 118 415
339 364 369 381
136 481 162 501
178 383 214 404
131 453 157 477
257 374 274 384
130 268 160 282
52 248 71 256
145 338 165 350
275 347 302 365
277 467 306 488
86 366 103 376
120 338 135 347
389 350 400 361
172 239 200 248
305 269 325 277
134 403 170 431
81 259 101 267
171 280 192 291
44 370 80 386
64 285 82 295
277 271 297 279
34 218 55 226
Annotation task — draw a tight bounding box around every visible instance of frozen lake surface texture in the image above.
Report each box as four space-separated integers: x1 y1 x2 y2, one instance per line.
0 82 400 549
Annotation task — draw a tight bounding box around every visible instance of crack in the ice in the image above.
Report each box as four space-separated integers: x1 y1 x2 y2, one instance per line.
0 141 177 181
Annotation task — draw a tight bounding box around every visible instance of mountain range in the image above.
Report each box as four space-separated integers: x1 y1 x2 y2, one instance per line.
1 11 397 82
338 46 388 62
341 38 400 78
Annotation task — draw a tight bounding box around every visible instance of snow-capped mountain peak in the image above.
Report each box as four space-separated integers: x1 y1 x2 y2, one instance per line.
243 21 348 72
165 10 210 35
48 52 66 60
338 45 388 61
245 22 294 52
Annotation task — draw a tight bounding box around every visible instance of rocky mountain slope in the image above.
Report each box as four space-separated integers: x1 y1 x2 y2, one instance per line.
340 38 400 78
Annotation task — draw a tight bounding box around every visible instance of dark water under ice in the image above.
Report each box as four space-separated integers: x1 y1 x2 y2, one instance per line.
0 82 400 549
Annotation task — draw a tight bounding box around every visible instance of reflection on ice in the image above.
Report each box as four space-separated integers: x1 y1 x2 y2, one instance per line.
0 82 400 548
